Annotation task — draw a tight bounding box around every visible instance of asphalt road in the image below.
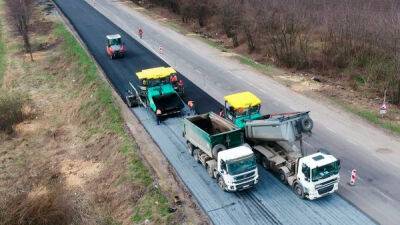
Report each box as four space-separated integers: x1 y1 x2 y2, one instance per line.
54 0 377 224
84 1 400 224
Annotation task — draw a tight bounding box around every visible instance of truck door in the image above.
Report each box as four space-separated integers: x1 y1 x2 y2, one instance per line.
218 159 227 175
298 162 311 192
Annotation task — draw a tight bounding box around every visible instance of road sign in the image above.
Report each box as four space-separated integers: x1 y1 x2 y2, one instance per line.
349 169 357 186
380 103 387 115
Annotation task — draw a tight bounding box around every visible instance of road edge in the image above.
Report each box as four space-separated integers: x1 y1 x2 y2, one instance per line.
52 2 211 224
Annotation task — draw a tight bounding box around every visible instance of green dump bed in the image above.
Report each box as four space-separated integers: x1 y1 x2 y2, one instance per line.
183 112 244 158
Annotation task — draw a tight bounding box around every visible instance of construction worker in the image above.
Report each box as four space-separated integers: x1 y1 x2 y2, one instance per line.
170 74 178 83
219 108 225 117
156 108 162 125
177 79 184 93
188 100 195 115
138 28 143 39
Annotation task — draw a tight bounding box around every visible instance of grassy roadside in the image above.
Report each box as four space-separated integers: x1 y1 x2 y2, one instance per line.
124 2 400 136
333 98 400 134
235 55 272 75
0 3 177 224
53 22 174 224
0 1 5 83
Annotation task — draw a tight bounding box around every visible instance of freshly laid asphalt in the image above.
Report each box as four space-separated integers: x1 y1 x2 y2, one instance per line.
54 0 375 224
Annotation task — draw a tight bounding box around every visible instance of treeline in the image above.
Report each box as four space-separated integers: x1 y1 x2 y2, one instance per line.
133 0 400 104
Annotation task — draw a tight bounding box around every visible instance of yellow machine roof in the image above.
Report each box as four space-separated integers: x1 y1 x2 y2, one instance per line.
224 91 262 109
136 67 176 80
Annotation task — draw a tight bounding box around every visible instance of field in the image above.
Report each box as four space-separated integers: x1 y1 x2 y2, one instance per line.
0 1 205 224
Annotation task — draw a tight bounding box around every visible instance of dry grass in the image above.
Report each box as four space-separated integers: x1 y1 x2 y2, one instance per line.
0 1 184 225
0 91 29 133
1 185 89 225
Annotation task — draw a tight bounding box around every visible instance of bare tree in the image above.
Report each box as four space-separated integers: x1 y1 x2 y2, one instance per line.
132 0 400 104
6 0 34 61
219 0 241 47
241 0 261 52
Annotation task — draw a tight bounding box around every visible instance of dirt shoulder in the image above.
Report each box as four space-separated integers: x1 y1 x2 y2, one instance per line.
0 1 206 225
122 1 400 136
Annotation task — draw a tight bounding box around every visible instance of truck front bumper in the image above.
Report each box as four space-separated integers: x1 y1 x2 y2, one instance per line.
307 183 339 200
226 177 259 192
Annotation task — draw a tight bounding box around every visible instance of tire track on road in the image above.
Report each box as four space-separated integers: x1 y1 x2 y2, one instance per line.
237 191 283 225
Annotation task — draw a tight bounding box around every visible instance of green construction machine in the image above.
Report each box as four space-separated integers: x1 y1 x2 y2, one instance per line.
125 67 184 117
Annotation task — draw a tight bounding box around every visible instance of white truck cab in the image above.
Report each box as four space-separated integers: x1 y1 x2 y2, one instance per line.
217 146 259 192
295 152 340 200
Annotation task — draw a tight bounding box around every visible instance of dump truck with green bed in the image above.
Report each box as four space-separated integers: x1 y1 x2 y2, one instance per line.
183 112 259 192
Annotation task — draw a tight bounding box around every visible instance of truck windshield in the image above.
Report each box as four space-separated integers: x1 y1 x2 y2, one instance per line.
311 160 340 182
236 105 260 118
227 155 256 175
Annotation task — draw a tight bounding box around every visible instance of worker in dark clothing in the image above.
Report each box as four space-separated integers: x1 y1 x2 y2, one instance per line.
188 100 195 115
177 79 184 94
219 108 225 117
138 28 143 39
156 108 162 125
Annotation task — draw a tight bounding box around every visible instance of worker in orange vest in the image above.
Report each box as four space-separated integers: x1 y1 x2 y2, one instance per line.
188 100 195 115
156 108 162 125
170 74 178 83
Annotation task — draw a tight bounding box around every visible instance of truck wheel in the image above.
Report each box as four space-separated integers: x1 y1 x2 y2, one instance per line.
301 117 313 132
207 165 215 178
212 144 226 159
187 142 194 156
294 183 305 199
261 157 270 170
218 176 226 191
193 149 200 163
279 169 288 184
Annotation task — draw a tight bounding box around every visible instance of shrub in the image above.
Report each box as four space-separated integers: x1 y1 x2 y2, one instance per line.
0 90 28 133
0 186 83 225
